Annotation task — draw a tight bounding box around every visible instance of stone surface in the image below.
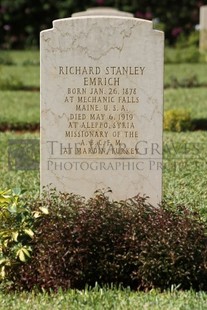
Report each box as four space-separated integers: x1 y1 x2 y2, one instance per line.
72 7 133 17
200 5 207 52
40 14 164 205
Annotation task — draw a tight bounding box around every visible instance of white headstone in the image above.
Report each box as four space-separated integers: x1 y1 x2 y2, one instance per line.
199 5 207 52
72 7 133 17
40 12 164 205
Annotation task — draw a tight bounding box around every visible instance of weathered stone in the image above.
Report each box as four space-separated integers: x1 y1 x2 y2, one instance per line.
200 5 207 52
72 7 133 17
40 12 164 205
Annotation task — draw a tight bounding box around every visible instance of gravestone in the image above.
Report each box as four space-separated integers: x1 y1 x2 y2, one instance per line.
72 7 133 17
40 9 164 205
199 5 207 52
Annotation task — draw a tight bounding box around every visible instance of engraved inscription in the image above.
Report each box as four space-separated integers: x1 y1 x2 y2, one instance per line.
56 65 145 157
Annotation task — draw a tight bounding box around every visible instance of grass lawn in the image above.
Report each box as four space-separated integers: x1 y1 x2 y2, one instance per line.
0 50 39 66
164 63 207 87
0 66 39 89
0 288 207 310
163 131 207 214
164 88 207 123
0 49 207 307
0 131 39 193
0 50 39 89
0 91 39 126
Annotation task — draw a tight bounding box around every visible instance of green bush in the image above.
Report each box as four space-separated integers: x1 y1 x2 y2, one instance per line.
3 190 207 292
0 189 48 283
164 109 192 132
1 0 207 48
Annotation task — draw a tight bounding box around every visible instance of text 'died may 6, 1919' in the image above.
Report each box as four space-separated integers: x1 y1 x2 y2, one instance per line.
57 66 146 157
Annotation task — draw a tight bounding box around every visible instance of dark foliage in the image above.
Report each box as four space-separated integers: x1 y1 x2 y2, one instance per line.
7 191 207 292
1 0 207 48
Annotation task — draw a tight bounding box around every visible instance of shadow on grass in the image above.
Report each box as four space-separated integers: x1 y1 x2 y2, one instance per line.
192 119 207 131
0 123 40 132
0 120 206 132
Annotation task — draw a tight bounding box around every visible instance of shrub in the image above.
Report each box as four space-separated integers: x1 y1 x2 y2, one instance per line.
0 189 48 284
135 204 207 291
3 190 207 292
164 109 192 132
1 0 207 48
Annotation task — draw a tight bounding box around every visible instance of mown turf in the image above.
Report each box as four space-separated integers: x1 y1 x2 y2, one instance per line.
0 65 39 89
0 287 207 310
164 87 207 119
163 131 207 215
0 50 39 66
0 91 39 128
0 132 39 193
164 63 207 87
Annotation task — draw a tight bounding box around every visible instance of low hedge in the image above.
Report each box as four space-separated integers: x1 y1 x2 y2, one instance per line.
1 189 207 292
164 109 192 132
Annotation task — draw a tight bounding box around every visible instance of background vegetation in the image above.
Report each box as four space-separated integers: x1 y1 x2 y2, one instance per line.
1 0 207 48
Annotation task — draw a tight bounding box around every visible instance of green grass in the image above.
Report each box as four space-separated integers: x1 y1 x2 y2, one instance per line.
0 66 39 89
0 132 39 193
163 131 207 214
0 288 207 310
0 50 39 66
164 63 207 87
164 87 207 119
0 91 39 126
0 50 39 89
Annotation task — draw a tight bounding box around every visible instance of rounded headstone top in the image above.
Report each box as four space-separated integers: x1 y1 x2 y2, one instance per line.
72 7 133 18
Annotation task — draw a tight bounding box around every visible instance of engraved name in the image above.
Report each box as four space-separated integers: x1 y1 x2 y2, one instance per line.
59 66 145 75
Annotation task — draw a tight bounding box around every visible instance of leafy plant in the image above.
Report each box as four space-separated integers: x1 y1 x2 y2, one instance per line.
0 188 48 282
6 190 207 292
164 109 192 132
0 0 207 48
